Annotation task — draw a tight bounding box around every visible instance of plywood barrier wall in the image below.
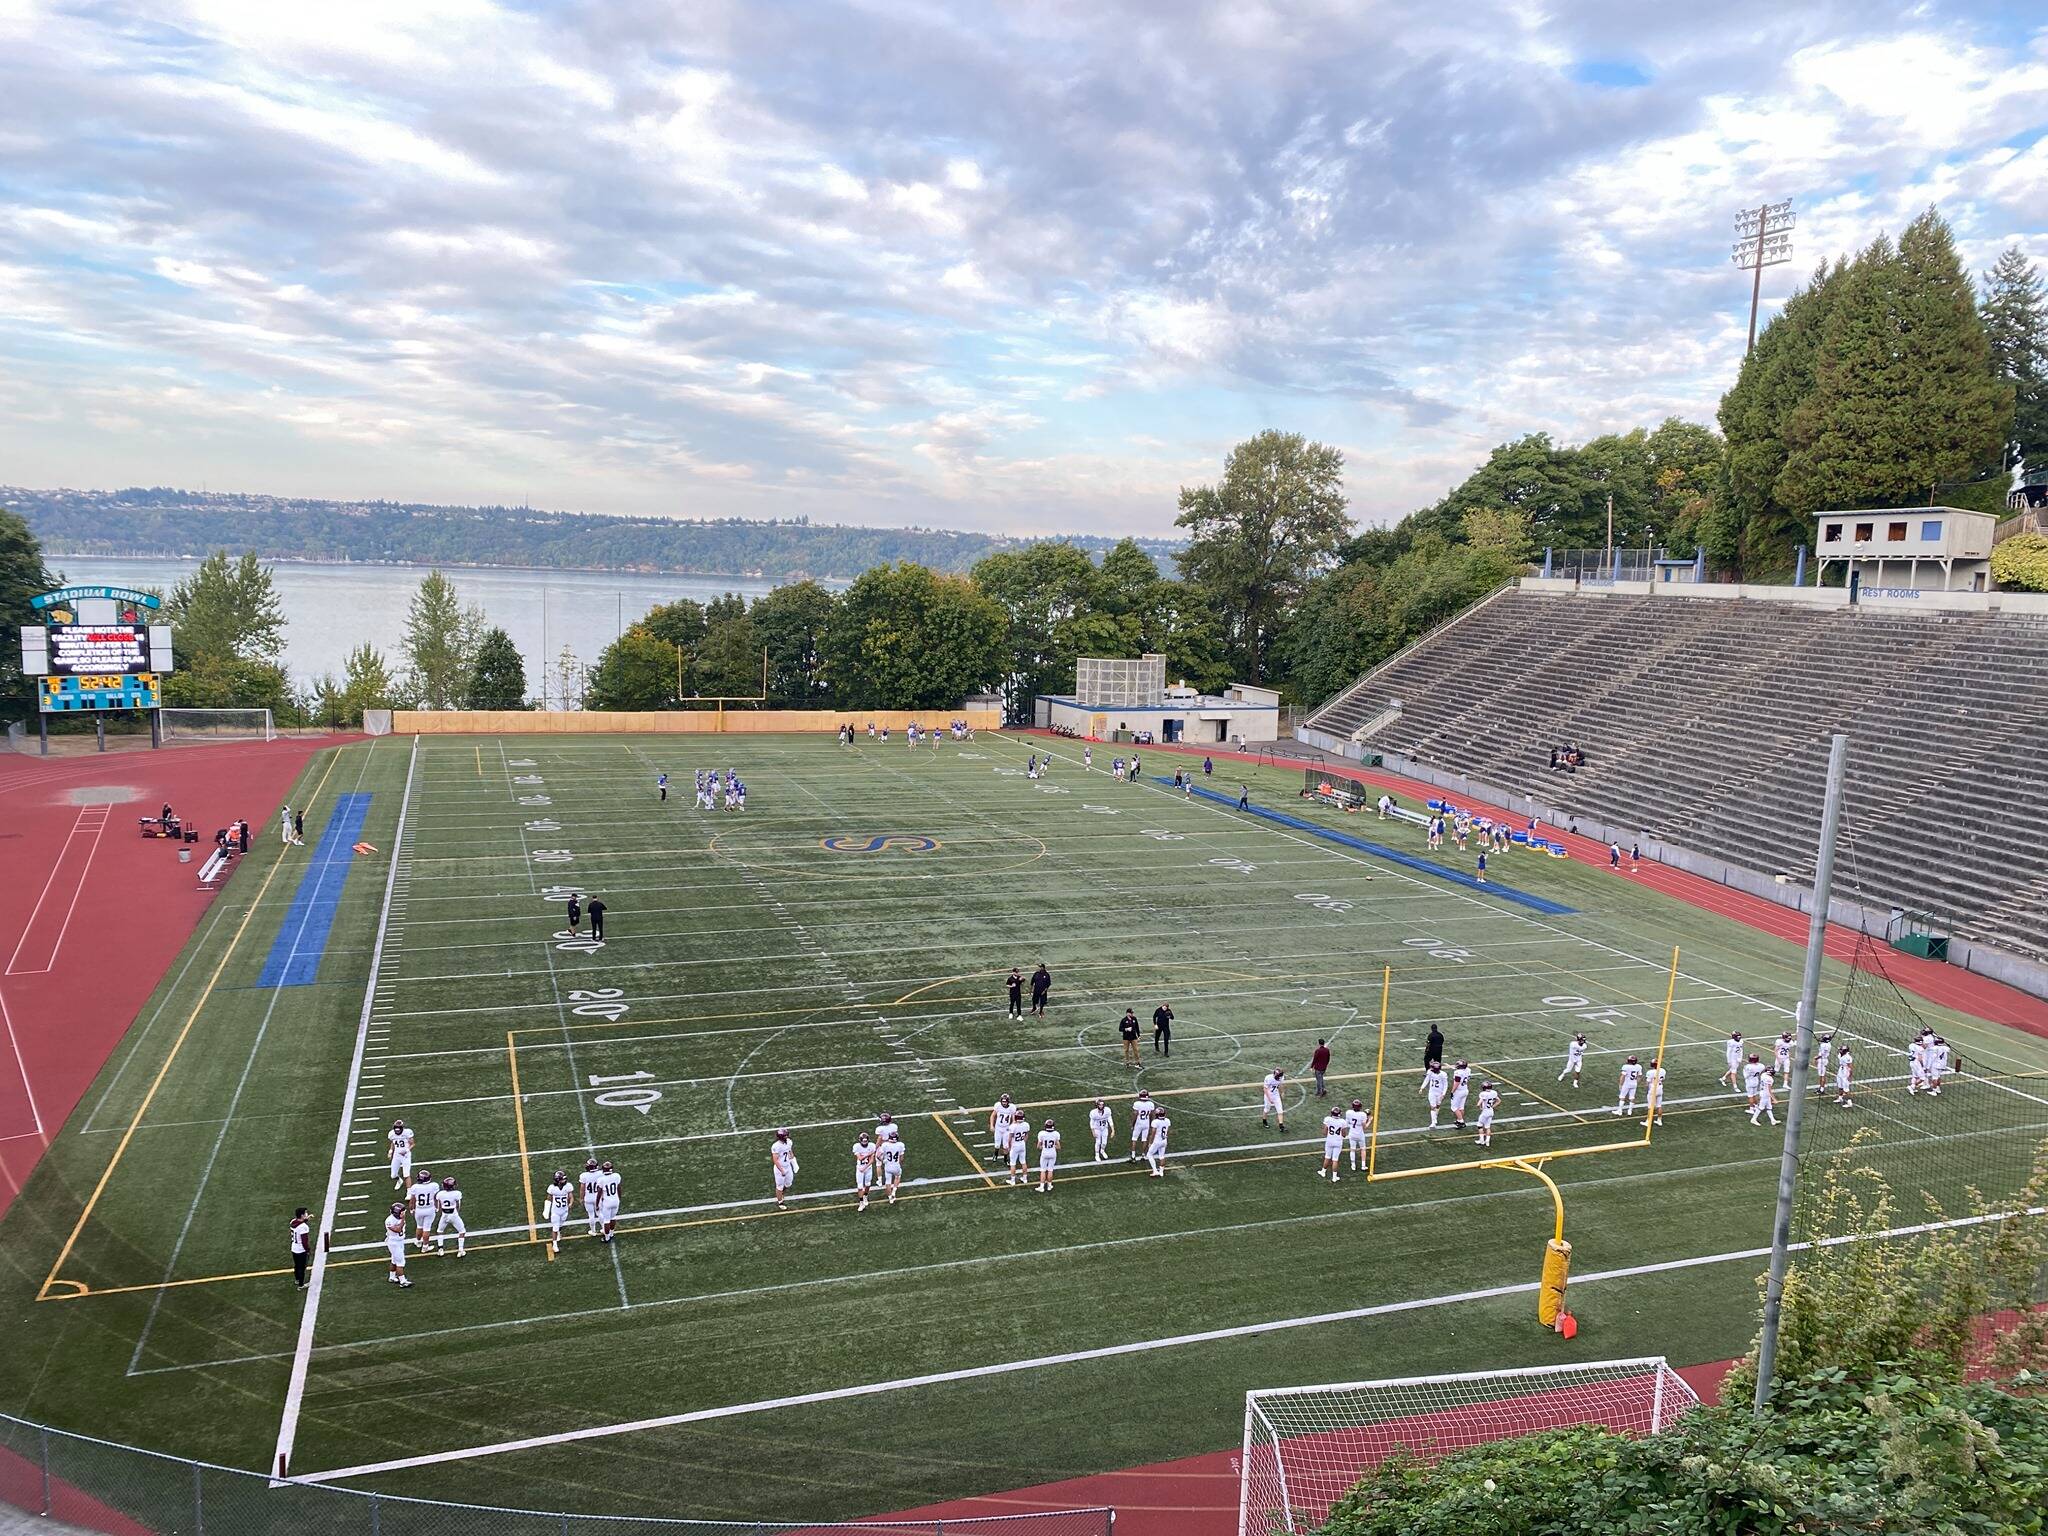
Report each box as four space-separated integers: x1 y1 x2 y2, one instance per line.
390 708 1006 735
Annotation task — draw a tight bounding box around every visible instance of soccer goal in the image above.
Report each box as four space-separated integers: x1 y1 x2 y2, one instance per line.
160 707 276 742
1240 1357 1698 1536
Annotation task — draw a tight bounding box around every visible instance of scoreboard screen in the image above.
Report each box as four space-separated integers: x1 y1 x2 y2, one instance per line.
44 624 154 677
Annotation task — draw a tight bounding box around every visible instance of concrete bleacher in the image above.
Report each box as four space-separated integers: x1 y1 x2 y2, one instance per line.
1302 584 2048 966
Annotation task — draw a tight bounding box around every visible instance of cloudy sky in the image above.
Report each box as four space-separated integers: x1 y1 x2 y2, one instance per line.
1 1 2044 536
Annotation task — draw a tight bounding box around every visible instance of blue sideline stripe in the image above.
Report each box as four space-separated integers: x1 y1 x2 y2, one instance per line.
1154 779 1577 916
257 793 374 988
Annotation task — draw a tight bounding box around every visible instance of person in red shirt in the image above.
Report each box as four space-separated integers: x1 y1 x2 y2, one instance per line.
1308 1039 1333 1096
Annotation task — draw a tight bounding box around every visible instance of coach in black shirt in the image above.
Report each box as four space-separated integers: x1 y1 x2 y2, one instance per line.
1152 1003 1174 1057
1119 1009 1141 1064
1006 968 1024 1020
1029 964 1051 1017
1425 1024 1445 1070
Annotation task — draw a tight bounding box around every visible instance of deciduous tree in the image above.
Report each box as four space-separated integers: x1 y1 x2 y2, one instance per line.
826 562 1006 710
584 625 679 711
1175 430 1350 683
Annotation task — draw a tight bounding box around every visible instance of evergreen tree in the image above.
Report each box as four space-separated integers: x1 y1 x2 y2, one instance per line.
464 628 527 709
162 550 287 666
0 506 55 722
1779 212 2010 515
1719 259 1844 575
1982 245 2048 472
401 570 485 709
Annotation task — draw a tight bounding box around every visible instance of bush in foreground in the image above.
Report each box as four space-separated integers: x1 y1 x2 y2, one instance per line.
1316 1367 2048 1536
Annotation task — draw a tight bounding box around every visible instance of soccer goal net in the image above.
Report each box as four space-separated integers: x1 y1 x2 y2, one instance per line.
160 707 276 742
1240 1357 1697 1535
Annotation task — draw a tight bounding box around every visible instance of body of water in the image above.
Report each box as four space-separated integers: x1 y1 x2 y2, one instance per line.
49 556 789 700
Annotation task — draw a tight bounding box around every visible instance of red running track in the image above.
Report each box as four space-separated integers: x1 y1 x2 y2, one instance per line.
1025 733 2048 1040
874 1359 1741 1536
0 738 334 1214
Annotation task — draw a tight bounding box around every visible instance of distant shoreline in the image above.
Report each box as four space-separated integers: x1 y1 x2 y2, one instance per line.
44 551 803 586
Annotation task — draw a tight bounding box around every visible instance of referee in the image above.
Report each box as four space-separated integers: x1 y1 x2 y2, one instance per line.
289 1207 312 1290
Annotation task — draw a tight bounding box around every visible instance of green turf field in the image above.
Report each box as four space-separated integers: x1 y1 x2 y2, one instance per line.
3 731 2045 1524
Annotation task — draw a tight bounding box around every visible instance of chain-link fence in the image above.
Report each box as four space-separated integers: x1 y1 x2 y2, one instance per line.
0 1414 1114 1536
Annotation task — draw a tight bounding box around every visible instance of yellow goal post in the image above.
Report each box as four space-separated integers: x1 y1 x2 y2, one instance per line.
1362 947 1680 1326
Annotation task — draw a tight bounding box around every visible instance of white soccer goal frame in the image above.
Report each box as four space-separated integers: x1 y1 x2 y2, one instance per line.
1240 1356 1695 1536
159 707 277 742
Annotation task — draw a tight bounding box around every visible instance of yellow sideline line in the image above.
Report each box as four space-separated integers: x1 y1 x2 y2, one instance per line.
37 746 348 1301
933 1111 998 1188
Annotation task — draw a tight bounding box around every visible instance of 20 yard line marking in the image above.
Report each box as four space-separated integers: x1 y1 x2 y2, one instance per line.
932 1111 997 1188
272 733 416 1483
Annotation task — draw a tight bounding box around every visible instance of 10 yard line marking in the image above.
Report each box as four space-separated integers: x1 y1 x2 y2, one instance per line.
272 733 417 1483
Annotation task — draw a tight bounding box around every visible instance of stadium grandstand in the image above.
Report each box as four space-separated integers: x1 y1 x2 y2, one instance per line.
1299 580 2048 984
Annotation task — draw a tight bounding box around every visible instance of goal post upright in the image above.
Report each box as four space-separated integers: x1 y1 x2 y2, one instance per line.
1643 945 1680 1146
1365 965 1390 1182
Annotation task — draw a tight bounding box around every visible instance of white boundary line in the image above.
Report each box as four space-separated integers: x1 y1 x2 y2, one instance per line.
0 982 45 1145
289 1201 2045 1484
5 802 112 976
272 736 417 1482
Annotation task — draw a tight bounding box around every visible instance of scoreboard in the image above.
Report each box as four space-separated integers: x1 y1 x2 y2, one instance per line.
20 586 175 717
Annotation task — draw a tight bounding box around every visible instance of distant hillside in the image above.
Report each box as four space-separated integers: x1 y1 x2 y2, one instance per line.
5 487 1180 582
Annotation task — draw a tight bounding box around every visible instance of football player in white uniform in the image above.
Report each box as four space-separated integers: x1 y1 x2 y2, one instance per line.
1129 1091 1156 1161
1833 1046 1855 1106
1344 1099 1370 1171
988 1094 1017 1158
1035 1119 1060 1193
1145 1111 1171 1177
1088 1098 1114 1162
1812 1032 1834 1094
1750 1062 1778 1126
1006 1115 1031 1185
1742 1053 1765 1115
384 1202 412 1287
1419 1062 1448 1127
1318 1107 1347 1181
771 1129 798 1208
1613 1055 1643 1116
1722 1032 1745 1088
433 1175 467 1256
1645 1058 1666 1126
1559 1033 1587 1087
1928 1036 1950 1094
1908 1030 1933 1093
388 1119 415 1188
578 1158 604 1236
852 1131 877 1213
1475 1082 1501 1147
1449 1060 1472 1127
1260 1070 1287 1130
880 1133 907 1204
543 1170 574 1254
1773 1031 1794 1080
409 1168 439 1249
596 1160 622 1242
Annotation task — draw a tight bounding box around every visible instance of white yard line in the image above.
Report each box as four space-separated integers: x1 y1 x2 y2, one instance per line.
271 735 416 1482
287 1199 2048 1483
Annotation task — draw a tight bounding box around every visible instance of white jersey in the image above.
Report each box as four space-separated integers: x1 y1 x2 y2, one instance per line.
435 1187 463 1218
1646 1066 1666 1102
1320 1112 1346 1152
409 1179 438 1219
1422 1068 1448 1104
1147 1115 1171 1153
388 1126 415 1159
881 1139 906 1176
1449 1067 1471 1109
1725 1037 1744 1071
1930 1041 1951 1075
597 1170 622 1211
1089 1104 1114 1139
1037 1128 1061 1164
544 1181 573 1224
1814 1038 1834 1075
1344 1107 1369 1143
1618 1062 1643 1093
991 1104 1017 1142
1773 1037 1793 1074
384 1212 406 1251
1262 1073 1284 1108
579 1169 603 1207
1742 1062 1766 1097
771 1138 797 1184
1476 1087 1502 1122
1835 1050 1854 1089
1564 1039 1586 1070
1131 1098 1156 1132
1909 1040 1930 1080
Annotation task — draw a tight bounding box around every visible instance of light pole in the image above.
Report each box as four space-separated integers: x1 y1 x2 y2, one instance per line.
1733 201 1796 356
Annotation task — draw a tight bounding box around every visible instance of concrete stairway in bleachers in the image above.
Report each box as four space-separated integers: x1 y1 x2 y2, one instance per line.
1302 587 2048 963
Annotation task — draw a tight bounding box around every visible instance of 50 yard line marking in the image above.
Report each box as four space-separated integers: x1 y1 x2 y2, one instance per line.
35 746 346 1302
272 734 417 1482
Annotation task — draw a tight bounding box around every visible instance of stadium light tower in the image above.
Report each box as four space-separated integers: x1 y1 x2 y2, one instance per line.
1732 201 1796 356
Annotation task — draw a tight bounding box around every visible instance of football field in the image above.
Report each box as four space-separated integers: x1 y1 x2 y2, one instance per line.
3 730 2046 1525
